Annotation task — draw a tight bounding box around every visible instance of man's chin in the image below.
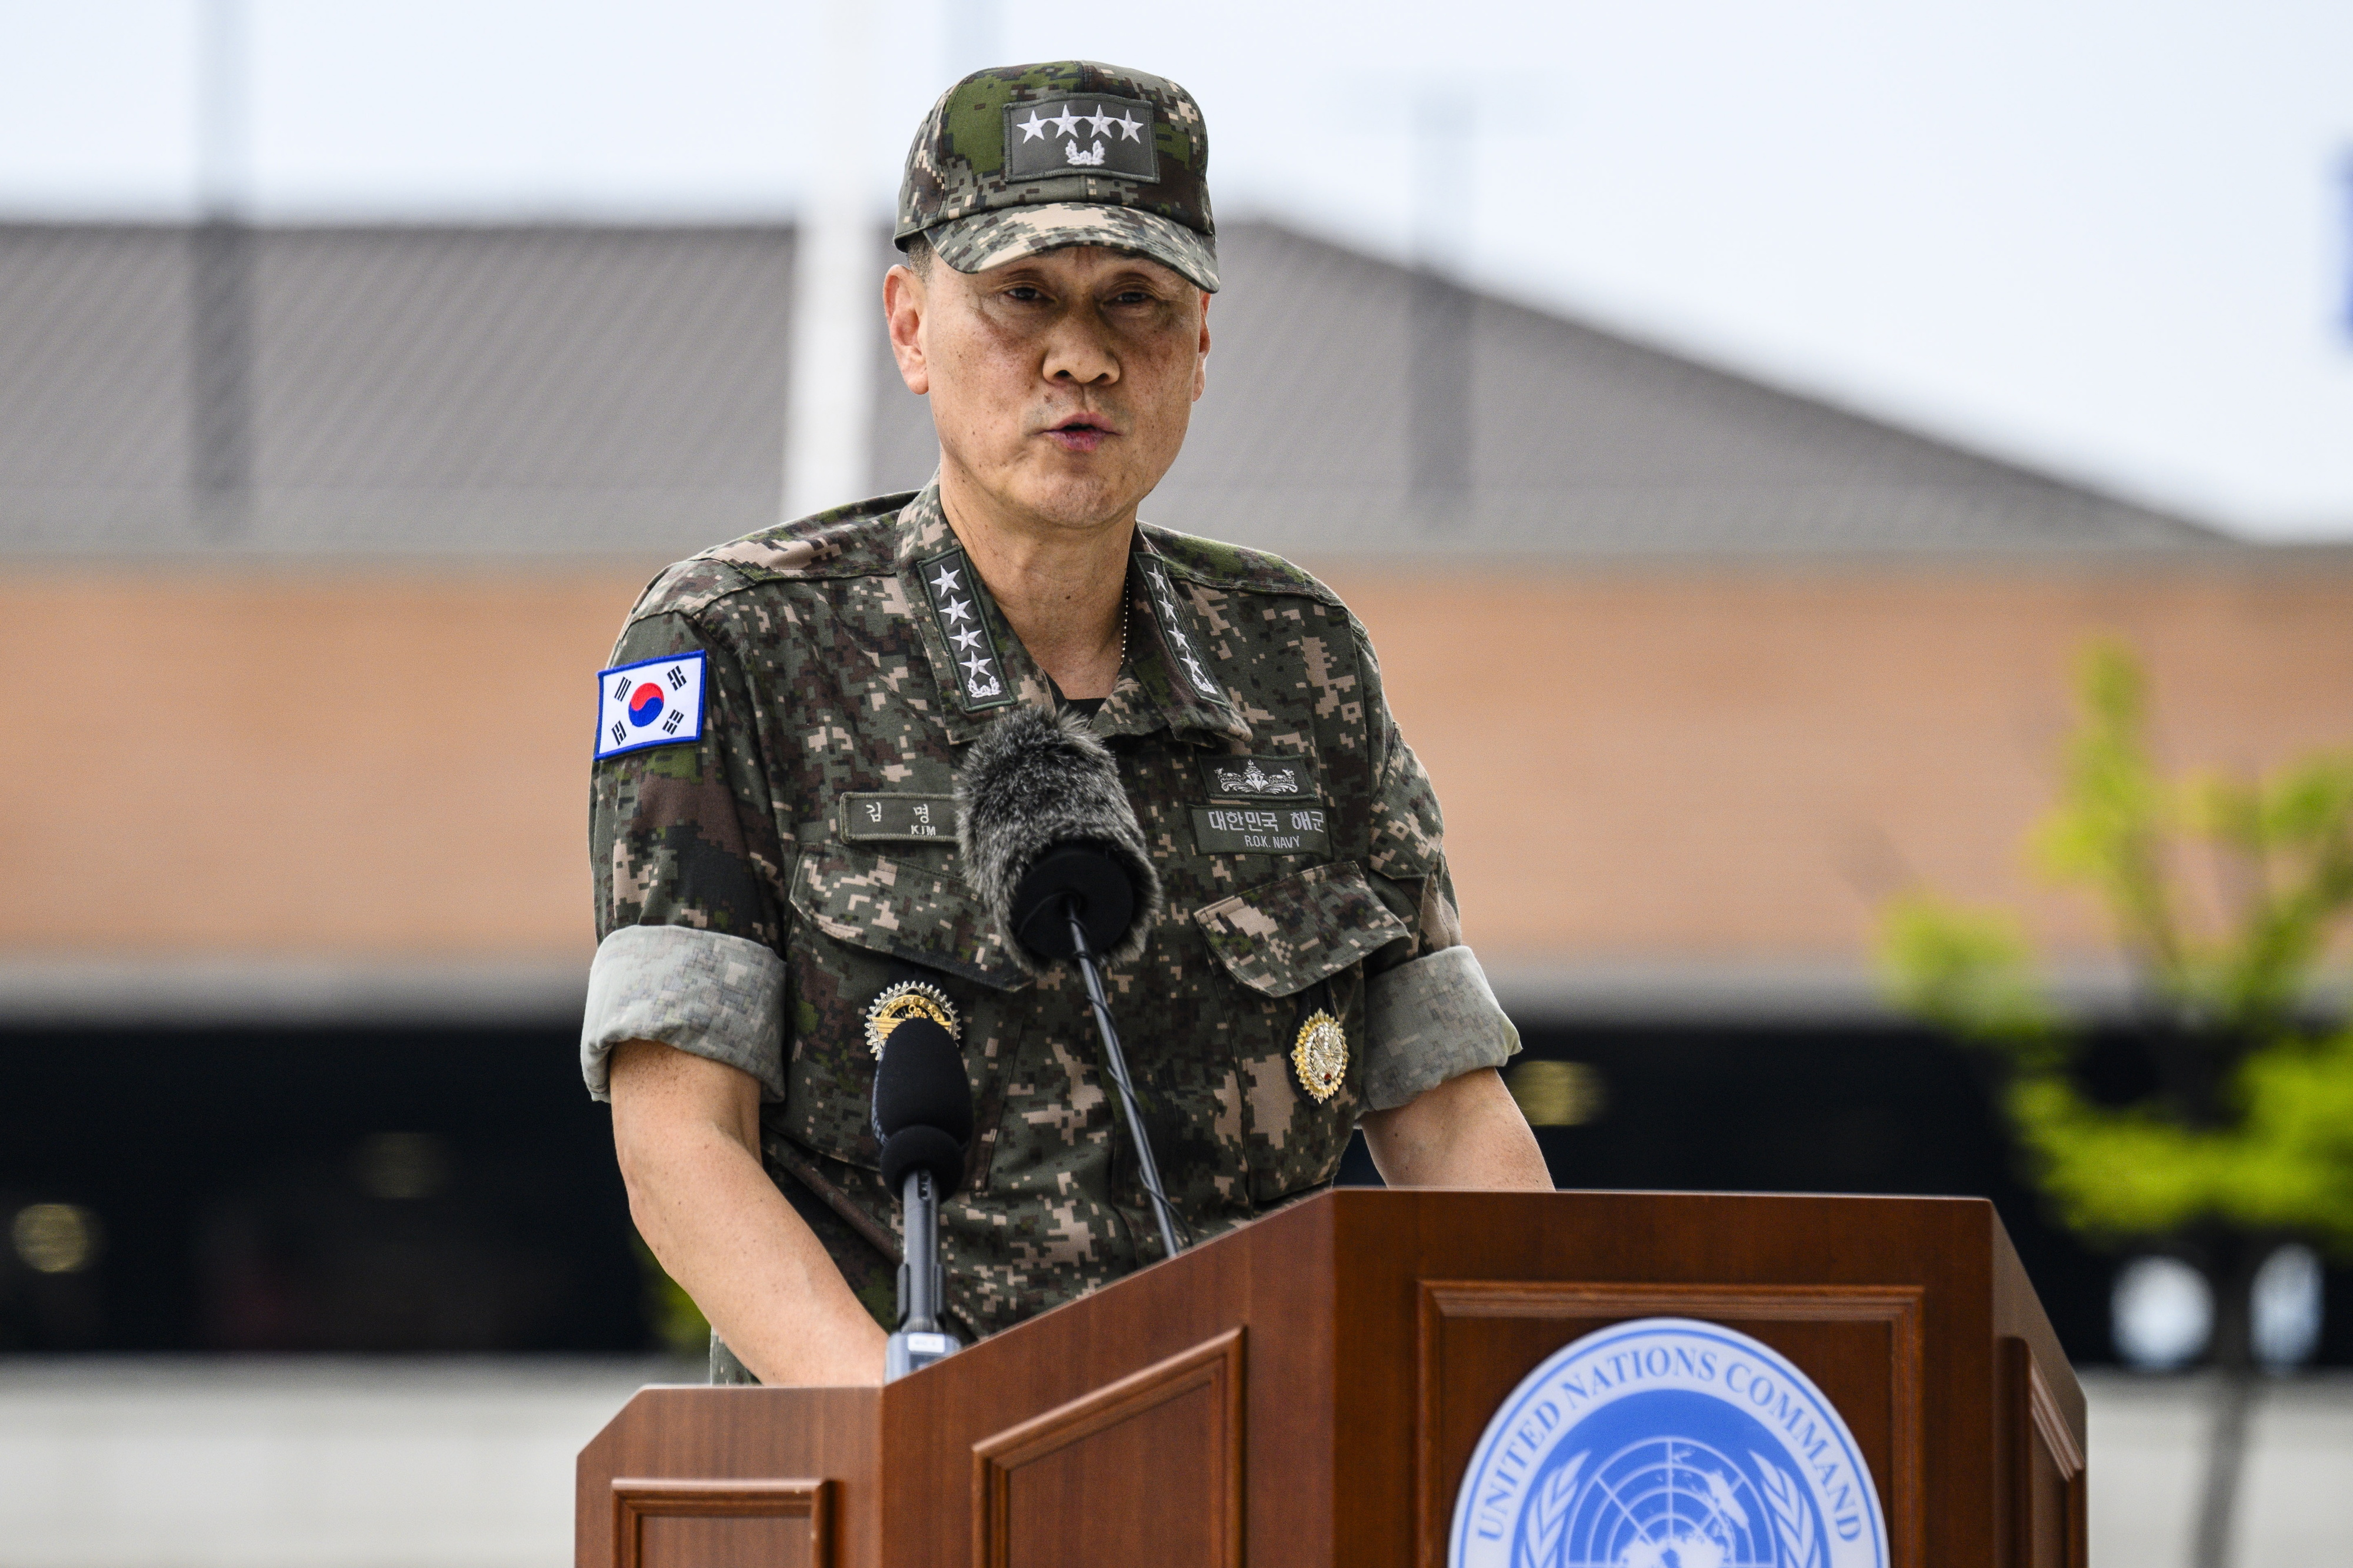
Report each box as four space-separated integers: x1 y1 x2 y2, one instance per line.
998 465 1154 533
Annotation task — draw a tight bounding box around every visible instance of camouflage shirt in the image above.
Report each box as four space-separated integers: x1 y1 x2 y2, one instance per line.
581 482 1519 1342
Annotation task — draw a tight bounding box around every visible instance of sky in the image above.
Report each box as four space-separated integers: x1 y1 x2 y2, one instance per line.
3 0 2349 539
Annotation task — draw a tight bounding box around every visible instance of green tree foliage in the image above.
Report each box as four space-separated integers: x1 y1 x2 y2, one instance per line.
1878 640 2353 1252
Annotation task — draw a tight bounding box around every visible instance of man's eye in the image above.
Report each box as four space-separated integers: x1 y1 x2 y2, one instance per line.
1004 285 1048 303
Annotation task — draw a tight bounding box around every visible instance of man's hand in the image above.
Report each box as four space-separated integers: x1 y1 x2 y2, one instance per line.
608 1039 888 1386
1359 1066 1552 1189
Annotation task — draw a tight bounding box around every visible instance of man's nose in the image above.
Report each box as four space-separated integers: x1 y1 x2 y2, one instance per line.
1041 313 1118 384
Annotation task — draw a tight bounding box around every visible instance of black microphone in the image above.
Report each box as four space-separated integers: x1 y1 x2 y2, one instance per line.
871 1013 971 1379
958 706 1187 1259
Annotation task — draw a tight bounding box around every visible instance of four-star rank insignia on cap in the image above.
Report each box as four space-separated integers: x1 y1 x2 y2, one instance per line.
1004 95 1159 183
1291 1009 1347 1103
864 980 961 1060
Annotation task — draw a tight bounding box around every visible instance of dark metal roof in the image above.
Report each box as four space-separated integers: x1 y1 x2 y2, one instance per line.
0 223 796 554
0 219 2220 559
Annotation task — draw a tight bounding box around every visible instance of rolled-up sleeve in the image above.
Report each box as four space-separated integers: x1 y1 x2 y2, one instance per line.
585 594 795 1104
1345 617 1519 1110
1361 943 1521 1109
581 925 788 1102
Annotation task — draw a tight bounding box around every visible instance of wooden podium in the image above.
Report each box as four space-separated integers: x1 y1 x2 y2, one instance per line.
576 1189 2086 1568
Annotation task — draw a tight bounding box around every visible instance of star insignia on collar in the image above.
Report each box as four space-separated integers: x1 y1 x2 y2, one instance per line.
950 625 985 650
941 596 974 625
961 650 996 683
929 563 962 595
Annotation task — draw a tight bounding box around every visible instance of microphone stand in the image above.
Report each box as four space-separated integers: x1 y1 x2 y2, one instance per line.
885 1169 960 1380
1066 904 1187 1260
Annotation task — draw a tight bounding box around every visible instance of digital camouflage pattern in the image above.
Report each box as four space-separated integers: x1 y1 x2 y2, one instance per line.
898 61 1219 293
931 202 1219 298
591 482 1459 1340
1192 862 1408 996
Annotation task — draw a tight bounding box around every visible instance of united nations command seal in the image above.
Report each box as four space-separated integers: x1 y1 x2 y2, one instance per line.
862 980 960 1060
1449 1317 1887 1568
1291 1009 1347 1102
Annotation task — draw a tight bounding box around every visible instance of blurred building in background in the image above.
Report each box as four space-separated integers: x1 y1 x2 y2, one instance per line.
2 218 2350 1372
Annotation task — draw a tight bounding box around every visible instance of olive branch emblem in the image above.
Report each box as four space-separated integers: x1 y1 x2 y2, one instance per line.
1750 1452 1820 1568
1514 1452 1584 1568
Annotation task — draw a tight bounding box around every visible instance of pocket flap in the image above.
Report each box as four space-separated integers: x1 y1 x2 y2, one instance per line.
1191 860 1409 997
790 844 1029 991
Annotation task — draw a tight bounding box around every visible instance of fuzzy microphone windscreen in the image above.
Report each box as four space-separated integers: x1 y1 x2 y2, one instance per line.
955 705 1164 972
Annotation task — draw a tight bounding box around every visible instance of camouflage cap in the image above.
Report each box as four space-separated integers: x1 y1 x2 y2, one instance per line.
897 61 1219 293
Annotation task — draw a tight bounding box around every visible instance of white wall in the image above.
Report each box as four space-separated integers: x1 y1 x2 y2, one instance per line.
0 1359 675 1568
2089 1371 2353 1567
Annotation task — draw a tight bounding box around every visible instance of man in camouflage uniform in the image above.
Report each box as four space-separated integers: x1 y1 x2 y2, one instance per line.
582 61 1548 1386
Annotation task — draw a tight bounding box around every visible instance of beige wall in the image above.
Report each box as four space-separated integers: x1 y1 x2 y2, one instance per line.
5 558 2347 969
1342 563 2353 968
3 569 637 959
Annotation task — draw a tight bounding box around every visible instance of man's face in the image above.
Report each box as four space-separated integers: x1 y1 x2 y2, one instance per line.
885 244 1210 534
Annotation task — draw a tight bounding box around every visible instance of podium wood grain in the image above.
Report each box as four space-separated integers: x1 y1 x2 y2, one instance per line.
577 1189 2084 1568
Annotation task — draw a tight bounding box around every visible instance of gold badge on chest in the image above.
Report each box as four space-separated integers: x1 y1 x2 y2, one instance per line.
1291 1009 1348 1103
864 980 961 1059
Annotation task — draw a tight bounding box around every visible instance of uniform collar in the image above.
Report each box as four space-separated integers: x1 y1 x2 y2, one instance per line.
894 481 1252 748
1094 533 1254 746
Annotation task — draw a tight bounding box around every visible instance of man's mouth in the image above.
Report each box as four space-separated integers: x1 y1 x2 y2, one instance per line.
1042 415 1114 453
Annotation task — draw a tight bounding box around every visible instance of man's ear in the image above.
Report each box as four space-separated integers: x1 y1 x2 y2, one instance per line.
884 265 929 395
1192 291 1211 402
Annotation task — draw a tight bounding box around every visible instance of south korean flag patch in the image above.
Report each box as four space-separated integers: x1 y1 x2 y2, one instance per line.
594 651 706 759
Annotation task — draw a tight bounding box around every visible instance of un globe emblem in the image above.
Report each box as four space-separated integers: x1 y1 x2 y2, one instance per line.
1448 1319 1888 1568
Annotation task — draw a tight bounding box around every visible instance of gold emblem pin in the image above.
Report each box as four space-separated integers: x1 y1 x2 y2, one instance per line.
1291 1009 1347 1103
864 980 960 1060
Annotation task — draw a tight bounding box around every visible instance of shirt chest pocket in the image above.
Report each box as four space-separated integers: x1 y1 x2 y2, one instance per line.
782 843 1029 1170
1191 859 1410 1202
